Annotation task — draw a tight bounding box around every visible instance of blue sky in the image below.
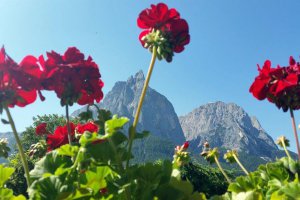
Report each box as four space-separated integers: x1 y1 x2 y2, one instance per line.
1 1 300 152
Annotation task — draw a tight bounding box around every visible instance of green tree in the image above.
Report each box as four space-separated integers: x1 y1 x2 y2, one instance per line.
181 162 235 198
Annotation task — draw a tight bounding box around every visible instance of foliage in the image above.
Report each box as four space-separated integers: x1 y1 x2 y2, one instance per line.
6 154 35 198
0 164 26 199
22 108 204 199
212 156 300 200
181 162 232 198
6 114 79 197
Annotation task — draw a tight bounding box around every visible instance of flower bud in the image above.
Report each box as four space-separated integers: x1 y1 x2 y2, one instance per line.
276 135 290 148
182 141 189 150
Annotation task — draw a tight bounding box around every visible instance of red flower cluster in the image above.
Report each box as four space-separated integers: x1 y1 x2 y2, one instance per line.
0 47 41 108
46 122 100 151
0 46 104 110
249 57 300 111
47 123 76 151
43 47 104 106
76 122 99 135
138 3 190 62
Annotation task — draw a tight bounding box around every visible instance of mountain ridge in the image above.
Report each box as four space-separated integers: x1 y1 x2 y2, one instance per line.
179 101 278 158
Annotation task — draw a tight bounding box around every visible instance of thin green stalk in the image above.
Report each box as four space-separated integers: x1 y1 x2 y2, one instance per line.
281 141 291 159
4 107 31 187
66 104 72 145
214 156 231 183
233 154 249 175
290 109 300 161
126 46 157 168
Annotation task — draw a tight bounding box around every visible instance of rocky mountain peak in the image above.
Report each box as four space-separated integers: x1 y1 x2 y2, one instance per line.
179 101 278 158
126 70 145 90
72 71 185 145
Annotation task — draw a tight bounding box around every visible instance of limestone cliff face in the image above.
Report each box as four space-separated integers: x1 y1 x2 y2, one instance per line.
179 101 278 158
72 71 185 145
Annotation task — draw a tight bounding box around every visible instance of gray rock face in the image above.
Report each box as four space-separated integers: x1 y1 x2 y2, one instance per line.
179 101 278 158
73 71 185 145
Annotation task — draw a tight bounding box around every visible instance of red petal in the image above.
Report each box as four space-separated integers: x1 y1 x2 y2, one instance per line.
139 30 151 47
249 79 269 100
63 47 84 63
19 56 42 78
290 56 296 65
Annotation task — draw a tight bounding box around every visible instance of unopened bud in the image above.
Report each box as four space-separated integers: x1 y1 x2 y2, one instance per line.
182 141 189 150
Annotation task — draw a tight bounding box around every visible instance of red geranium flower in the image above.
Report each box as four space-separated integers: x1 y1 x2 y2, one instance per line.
250 57 300 111
137 3 190 62
13 56 44 91
76 122 99 135
249 60 276 100
168 19 190 53
47 123 76 151
35 123 50 136
137 3 180 30
43 47 104 106
0 47 39 108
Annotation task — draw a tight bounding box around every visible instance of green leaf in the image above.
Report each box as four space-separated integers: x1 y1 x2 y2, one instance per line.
0 165 15 187
170 176 193 195
86 131 128 164
288 159 300 174
266 162 289 182
231 191 263 200
277 181 300 199
105 115 129 135
1 119 9 125
80 166 114 195
0 188 25 200
65 188 92 199
29 151 72 181
79 132 98 147
12 195 26 200
57 144 79 157
29 175 73 200
0 188 13 199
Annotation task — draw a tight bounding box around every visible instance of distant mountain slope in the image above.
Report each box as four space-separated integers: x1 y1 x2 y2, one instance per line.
179 101 279 159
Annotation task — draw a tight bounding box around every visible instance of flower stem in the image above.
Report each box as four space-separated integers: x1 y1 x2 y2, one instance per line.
4 107 31 187
281 140 291 159
214 156 231 183
65 104 72 145
233 154 249 175
289 109 300 161
126 46 157 168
